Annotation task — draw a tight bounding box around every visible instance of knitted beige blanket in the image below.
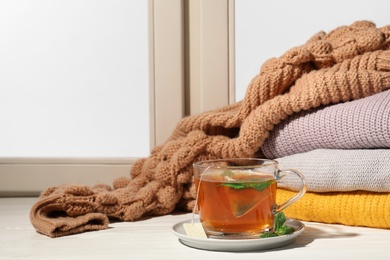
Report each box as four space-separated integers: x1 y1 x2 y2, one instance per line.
30 21 390 237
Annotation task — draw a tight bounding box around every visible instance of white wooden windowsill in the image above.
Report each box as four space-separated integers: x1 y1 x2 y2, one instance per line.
1 197 389 259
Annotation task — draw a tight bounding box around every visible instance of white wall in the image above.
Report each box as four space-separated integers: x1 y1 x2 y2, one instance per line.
0 0 150 157
235 0 390 101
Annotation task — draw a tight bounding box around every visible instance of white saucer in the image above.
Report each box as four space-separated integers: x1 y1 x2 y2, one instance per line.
172 218 305 252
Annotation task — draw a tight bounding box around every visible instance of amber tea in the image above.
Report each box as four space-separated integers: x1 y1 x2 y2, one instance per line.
195 170 276 236
193 158 306 239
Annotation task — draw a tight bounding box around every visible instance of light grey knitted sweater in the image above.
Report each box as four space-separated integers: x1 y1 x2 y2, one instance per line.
261 90 390 158
277 149 390 192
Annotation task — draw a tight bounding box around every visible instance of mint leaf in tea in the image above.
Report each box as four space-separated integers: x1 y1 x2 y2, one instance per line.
218 176 276 218
219 179 275 192
195 170 277 234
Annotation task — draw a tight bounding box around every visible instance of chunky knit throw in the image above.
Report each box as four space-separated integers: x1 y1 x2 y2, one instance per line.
30 21 390 237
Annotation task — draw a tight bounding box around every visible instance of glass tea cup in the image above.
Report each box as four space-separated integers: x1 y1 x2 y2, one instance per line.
193 158 306 239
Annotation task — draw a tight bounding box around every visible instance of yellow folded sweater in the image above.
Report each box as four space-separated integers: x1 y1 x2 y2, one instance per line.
277 189 390 229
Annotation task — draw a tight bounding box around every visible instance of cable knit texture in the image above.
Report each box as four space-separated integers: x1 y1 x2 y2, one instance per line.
30 21 390 237
262 90 390 158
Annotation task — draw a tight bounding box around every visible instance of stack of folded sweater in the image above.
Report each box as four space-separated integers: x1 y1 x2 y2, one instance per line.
30 21 390 237
262 90 390 228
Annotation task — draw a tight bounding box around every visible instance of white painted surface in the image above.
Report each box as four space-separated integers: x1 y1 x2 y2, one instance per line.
1 197 389 259
0 0 150 157
235 0 390 101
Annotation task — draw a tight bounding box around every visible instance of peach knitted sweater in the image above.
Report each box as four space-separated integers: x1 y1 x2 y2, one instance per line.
30 21 390 237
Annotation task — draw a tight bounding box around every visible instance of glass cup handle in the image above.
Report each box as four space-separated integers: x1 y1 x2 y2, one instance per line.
274 168 307 214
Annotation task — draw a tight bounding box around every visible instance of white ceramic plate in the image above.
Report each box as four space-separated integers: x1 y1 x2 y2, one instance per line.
172 218 305 252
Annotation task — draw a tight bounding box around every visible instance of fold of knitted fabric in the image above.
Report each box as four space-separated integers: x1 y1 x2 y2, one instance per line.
30 21 390 237
277 189 390 229
276 149 390 192
127 20 390 219
261 90 390 159
30 184 111 238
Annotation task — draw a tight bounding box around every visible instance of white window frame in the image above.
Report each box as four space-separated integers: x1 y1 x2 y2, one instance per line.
0 0 186 196
186 0 235 115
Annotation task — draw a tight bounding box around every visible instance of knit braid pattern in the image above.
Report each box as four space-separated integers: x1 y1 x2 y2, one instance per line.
130 21 390 213
30 21 390 237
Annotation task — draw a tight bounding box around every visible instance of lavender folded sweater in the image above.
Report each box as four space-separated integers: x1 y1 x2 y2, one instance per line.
261 90 390 159
277 149 390 192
